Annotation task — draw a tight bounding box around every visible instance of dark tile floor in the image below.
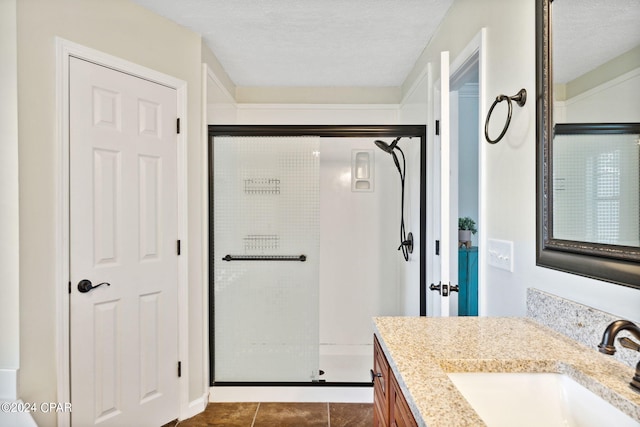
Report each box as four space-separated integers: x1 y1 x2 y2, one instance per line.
162 402 373 427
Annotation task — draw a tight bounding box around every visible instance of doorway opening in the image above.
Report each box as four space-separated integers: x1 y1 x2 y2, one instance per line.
450 52 480 316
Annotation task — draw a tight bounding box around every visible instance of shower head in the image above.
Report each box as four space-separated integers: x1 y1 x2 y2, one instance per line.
376 137 403 177
373 136 412 262
374 137 401 153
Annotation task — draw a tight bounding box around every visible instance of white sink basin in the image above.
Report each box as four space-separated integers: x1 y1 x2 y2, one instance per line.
448 372 640 427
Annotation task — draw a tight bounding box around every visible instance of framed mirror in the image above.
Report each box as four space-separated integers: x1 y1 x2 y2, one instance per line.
536 0 640 288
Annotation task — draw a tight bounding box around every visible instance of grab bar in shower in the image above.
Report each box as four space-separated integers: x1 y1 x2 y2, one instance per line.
222 254 307 262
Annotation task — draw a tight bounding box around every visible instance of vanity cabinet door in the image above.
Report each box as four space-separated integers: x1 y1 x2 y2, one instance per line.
373 335 417 427
373 336 390 427
389 373 418 427
374 401 387 427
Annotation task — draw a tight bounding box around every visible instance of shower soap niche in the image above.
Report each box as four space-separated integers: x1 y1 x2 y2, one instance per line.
351 149 374 192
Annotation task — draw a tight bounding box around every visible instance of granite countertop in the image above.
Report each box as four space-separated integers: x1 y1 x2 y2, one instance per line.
373 316 640 426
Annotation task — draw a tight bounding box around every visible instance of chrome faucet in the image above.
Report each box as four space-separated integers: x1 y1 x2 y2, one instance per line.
598 320 640 393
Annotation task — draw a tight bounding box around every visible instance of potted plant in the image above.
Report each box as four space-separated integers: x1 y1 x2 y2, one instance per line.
458 217 477 247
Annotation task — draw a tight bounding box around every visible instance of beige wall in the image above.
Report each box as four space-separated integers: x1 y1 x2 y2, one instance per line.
402 0 640 320
564 44 640 100
1 0 20 398
235 86 401 104
561 69 640 122
16 0 207 424
202 43 236 100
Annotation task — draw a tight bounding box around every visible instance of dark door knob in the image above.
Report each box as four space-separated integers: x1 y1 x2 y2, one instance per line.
430 282 446 296
77 279 110 293
429 282 457 297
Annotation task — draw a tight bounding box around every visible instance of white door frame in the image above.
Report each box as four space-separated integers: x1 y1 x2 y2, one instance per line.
448 29 487 316
55 38 189 427
438 50 451 317
427 29 487 317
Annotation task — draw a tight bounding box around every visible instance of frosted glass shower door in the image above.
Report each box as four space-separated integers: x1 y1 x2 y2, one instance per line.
213 136 320 382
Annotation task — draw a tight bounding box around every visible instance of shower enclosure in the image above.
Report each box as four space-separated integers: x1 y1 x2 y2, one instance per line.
209 125 426 387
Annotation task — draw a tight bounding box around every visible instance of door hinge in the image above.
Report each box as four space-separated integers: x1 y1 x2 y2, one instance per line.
177 118 181 134
178 361 182 378
435 240 440 255
177 240 181 255
69 281 71 294
435 120 440 136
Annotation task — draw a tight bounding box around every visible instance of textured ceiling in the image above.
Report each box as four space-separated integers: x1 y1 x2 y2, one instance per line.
553 0 640 83
130 0 640 88
130 0 454 87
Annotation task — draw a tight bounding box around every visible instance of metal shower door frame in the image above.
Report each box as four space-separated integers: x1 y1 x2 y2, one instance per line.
207 124 427 387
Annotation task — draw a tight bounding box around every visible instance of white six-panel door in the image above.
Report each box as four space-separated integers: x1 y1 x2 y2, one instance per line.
69 57 179 427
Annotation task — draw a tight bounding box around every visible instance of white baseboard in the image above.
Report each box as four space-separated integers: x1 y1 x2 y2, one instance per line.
209 386 373 403
0 369 18 401
0 400 38 427
180 392 209 421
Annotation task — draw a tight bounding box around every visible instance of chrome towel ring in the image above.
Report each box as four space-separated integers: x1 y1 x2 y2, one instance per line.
484 88 527 144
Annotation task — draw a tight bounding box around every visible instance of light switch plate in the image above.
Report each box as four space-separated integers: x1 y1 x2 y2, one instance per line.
488 239 514 272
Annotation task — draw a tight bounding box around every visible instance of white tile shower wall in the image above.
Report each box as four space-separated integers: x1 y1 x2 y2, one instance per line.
213 136 320 382
396 137 422 316
527 288 639 369
319 138 400 352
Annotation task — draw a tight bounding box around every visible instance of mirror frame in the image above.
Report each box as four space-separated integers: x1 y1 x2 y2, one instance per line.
536 0 640 289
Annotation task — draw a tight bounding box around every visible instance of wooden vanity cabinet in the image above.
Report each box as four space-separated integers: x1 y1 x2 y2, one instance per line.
373 335 390 426
373 335 417 427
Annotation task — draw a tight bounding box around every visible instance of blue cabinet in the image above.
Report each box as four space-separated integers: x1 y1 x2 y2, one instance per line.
458 247 478 316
